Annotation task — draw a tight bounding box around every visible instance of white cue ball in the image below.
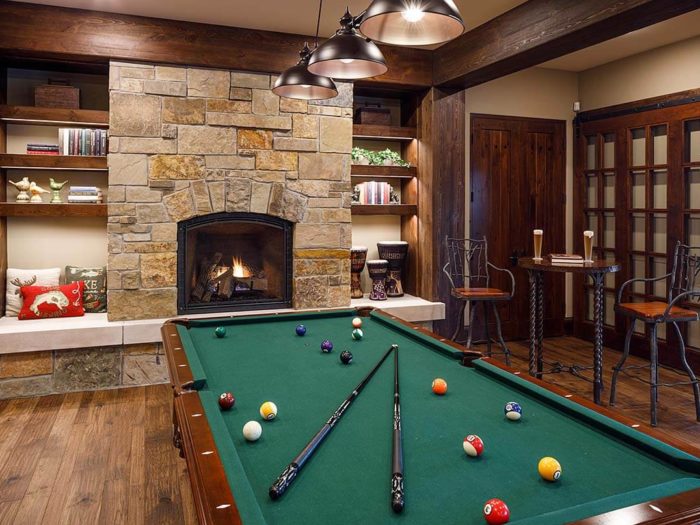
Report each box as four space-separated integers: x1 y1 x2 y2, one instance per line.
243 420 262 441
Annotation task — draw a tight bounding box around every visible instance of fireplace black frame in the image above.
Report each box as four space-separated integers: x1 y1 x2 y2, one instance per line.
177 212 293 315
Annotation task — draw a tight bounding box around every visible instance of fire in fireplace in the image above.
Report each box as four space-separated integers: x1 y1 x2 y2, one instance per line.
177 212 293 314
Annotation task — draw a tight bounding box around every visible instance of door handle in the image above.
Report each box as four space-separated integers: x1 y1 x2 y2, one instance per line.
509 250 519 267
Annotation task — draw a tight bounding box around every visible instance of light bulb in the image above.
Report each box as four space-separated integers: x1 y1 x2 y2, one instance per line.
401 7 425 23
340 58 355 64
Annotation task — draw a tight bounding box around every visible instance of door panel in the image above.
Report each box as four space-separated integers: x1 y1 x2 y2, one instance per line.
471 115 566 339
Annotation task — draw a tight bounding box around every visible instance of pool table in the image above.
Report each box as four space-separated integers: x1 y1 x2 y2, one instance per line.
163 308 700 525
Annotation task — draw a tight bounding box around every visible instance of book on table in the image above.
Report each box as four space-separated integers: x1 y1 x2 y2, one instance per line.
549 253 584 264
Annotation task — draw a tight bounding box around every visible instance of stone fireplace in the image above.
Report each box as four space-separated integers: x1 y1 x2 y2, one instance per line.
177 212 293 314
107 61 353 321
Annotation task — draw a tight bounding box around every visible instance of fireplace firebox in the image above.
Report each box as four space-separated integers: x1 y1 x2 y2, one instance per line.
177 212 293 314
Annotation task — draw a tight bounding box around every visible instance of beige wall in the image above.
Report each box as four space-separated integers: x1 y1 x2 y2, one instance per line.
465 67 579 316
579 35 700 110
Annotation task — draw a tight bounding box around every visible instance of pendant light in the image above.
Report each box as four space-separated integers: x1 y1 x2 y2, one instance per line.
307 9 388 80
272 1 338 100
358 0 465 46
272 43 338 100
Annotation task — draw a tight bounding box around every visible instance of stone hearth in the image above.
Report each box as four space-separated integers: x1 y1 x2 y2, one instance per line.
107 62 353 321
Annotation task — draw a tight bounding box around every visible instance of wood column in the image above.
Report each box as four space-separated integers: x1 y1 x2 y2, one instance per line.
0 63 7 313
418 88 466 336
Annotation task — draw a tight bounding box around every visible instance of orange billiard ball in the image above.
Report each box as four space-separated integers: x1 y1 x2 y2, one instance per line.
432 377 448 395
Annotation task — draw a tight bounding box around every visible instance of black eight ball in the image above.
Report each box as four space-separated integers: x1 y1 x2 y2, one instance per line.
340 350 353 365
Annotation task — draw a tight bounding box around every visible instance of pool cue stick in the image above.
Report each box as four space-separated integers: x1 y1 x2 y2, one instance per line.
391 346 404 513
269 344 398 500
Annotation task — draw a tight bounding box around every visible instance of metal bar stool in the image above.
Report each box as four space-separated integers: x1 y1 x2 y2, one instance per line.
442 236 515 365
610 241 700 426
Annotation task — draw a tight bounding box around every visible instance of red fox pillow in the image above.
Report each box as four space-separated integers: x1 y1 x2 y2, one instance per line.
18 281 85 320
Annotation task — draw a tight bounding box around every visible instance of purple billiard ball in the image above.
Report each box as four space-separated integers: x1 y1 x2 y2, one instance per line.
296 324 307 336
321 339 334 353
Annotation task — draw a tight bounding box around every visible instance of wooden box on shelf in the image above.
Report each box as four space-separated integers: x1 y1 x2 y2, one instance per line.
35 80 80 109
354 106 391 126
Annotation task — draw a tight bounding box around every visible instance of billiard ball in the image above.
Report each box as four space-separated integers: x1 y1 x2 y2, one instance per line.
259 401 278 420
538 456 562 482
321 340 334 353
483 498 510 524
340 350 353 365
352 317 363 328
218 392 235 410
504 401 522 421
432 378 448 395
296 324 307 336
243 421 262 441
214 326 226 338
463 434 484 457
351 328 364 340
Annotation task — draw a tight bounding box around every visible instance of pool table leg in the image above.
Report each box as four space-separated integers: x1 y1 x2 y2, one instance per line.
591 272 605 405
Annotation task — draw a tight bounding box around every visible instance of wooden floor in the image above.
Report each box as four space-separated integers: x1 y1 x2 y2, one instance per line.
0 337 698 525
0 385 197 525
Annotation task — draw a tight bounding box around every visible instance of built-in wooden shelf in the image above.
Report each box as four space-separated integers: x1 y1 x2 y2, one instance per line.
353 124 416 141
351 165 417 178
0 105 109 127
0 202 107 217
0 154 107 171
351 204 417 216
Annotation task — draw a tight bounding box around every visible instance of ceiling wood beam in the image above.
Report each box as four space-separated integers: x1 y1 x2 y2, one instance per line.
434 0 700 89
0 1 432 87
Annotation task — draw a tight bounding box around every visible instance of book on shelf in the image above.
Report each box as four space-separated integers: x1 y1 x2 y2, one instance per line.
58 128 108 156
26 143 59 155
549 253 584 264
354 181 394 205
67 186 103 203
67 196 103 203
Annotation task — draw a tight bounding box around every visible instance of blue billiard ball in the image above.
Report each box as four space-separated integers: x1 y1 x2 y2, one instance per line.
505 401 522 421
214 326 226 338
321 340 334 353
296 324 307 336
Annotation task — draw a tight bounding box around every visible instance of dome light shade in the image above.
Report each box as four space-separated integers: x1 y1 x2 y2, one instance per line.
272 44 338 100
359 0 465 46
307 10 388 80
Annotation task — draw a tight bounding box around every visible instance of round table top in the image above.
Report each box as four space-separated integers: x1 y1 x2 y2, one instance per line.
517 257 621 274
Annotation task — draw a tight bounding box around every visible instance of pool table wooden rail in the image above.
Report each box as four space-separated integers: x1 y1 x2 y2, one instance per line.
162 309 700 525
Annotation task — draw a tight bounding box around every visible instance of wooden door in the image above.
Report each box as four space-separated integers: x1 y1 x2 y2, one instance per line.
471 114 566 339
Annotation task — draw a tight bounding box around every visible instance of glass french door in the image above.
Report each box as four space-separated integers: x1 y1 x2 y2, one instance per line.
575 99 700 366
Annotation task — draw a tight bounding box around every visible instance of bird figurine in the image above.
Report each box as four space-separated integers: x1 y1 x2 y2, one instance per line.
9 177 31 203
28 182 50 203
49 178 68 204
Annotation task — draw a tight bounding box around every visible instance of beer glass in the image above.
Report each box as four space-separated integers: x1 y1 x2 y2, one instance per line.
533 229 543 261
583 230 594 262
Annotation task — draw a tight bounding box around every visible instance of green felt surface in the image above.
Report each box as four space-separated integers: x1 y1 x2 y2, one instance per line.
179 311 700 525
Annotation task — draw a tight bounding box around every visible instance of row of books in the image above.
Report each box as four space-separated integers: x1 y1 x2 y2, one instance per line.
58 128 108 156
354 181 395 205
26 143 60 155
68 186 103 203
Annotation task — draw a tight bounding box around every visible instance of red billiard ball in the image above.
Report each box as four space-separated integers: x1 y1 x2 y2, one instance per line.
483 498 509 524
218 392 235 410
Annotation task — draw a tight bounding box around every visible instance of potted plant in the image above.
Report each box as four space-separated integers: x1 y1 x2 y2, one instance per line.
351 147 371 165
376 148 410 167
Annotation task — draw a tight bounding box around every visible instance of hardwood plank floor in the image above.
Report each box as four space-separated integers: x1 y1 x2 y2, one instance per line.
0 385 196 525
0 337 697 525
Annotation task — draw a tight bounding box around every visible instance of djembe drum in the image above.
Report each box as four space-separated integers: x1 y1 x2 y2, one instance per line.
350 246 368 299
377 241 409 297
366 259 388 301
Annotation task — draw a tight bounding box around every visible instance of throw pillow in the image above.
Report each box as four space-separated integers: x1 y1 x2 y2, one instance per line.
5 267 61 317
65 266 107 313
18 281 85 320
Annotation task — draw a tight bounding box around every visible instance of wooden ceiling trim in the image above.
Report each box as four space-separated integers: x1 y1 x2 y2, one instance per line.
433 0 700 89
0 1 432 87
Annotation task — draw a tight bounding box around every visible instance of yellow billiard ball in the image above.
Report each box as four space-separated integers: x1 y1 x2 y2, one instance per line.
259 401 278 420
538 456 562 482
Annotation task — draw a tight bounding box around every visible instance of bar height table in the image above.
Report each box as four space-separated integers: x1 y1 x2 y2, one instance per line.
517 258 621 404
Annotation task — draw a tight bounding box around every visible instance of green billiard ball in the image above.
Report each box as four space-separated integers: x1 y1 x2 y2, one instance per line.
214 326 227 338
352 328 364 340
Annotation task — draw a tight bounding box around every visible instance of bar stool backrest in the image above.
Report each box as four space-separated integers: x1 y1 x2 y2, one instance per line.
443 236 490 290
671 242 700 304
